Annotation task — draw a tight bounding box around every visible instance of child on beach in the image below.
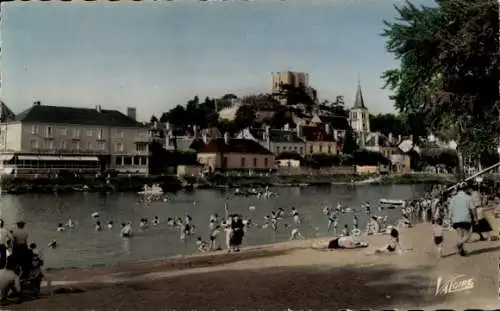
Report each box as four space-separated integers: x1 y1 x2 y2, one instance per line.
367 228 412 255
432 218 444 258
196 237 209 252
290 228 304 241
341 224 349 237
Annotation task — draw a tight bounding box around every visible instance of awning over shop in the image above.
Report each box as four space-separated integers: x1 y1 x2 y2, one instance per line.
38 156 60 161
17 155 100 161
0 154 14 161
78 156 99 161
17 156 40 161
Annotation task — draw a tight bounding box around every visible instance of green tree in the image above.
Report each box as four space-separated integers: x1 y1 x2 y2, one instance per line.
273 83 317 109
381 0 500 169
342 129 358 155
234 105 257 131
369 113 407 136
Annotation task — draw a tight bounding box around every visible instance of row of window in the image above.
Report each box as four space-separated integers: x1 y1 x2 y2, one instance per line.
276 146 304 154
29 140 148 152
115 156 148 166
349 111 367 121
31 126 125 138
222 157 269 168
275 145 337 154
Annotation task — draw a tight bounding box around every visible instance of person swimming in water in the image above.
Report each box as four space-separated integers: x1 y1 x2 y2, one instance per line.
107 221 114 230
56 223 65 232
152 216 160 226
291 207 301 225
120 222 132 238
139 218 148 229
66 218 75 228
95 221 102 232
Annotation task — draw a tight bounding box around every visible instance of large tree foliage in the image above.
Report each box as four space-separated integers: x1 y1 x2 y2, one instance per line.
369 113 408 136
382 0 500 164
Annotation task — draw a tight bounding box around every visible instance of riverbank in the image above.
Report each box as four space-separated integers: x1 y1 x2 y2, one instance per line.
0 172 453 194
14 218 500 310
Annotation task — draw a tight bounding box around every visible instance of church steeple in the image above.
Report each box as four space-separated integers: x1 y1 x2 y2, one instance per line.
353 79 366 109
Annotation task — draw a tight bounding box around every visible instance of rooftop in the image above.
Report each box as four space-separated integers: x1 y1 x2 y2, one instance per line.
352 81 367 110
301 126 336 142
250 128 305 143
14 103 142 127
199 138 273 155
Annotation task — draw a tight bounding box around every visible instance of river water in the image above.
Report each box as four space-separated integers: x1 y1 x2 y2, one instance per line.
0 184 429 269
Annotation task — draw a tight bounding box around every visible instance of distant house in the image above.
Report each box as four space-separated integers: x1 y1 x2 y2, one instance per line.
197 136 275 172
300 125 340 156
236 126 306 156
364 132 411 173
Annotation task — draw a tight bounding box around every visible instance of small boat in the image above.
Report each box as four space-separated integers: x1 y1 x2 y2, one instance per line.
138 184 164 195
379 199 406 208
353 176 382 185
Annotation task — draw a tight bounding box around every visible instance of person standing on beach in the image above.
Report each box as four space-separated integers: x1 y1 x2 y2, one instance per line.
0 220 9 269
432 218 444 259
470 184 492 241
353 216 358 229
11 221 29 276
448 184 475 256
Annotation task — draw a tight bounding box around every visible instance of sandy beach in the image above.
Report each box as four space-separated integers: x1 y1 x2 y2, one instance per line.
7 211 500 310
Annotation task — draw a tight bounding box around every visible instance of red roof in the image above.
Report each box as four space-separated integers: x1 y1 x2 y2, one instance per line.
302 126 335 142
199 138 273 155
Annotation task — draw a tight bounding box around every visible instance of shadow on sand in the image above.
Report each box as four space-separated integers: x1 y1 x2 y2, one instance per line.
13 264 453 310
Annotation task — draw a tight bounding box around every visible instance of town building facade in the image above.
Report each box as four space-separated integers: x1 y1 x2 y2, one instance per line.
300 124 340 156
197 135 275 172
235 125 306 156
0 101 149 175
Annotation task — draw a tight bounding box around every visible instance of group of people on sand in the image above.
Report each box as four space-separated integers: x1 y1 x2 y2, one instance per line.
0 219 48 303
433 182 494 257
313 180 497 260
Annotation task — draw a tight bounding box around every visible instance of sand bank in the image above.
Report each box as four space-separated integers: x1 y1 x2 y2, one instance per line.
8 216 499 310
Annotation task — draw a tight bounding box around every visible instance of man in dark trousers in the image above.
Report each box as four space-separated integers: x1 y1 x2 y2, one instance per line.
449 183 475 256
11 221 29 276
0 220 9 269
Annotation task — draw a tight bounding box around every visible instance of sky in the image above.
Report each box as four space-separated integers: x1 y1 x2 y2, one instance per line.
1 0 435 121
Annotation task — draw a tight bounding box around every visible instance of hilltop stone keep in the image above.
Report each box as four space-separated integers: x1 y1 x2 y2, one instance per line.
348 80 370 145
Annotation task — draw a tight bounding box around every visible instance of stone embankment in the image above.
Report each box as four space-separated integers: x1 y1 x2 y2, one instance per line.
0 172 454 194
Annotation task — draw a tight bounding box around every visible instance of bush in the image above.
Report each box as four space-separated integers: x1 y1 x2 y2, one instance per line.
342 150 391 166
303 153 341 168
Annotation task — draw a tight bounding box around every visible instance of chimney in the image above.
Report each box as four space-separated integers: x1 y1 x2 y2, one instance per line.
388 132 393 144
127 107 136 120
398 134 402 143
284 123 289 131
223 132 230 145
202 131 208 144
96 105 102 113
375 133 380 146
333 129 338 140
296 123 303 137
325 123 331 135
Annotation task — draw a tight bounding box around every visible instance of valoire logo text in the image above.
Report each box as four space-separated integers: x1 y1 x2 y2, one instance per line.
435 274 475 296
